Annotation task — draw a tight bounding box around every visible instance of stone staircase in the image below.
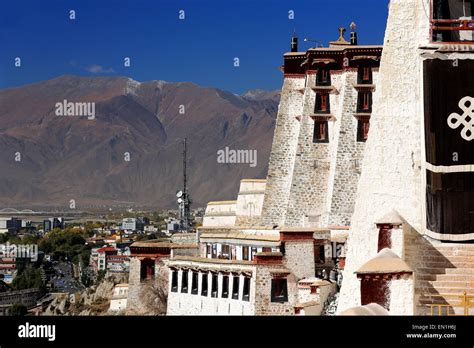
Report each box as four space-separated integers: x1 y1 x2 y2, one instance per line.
404 233 474 315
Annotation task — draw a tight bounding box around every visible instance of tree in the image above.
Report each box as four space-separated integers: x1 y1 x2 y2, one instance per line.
9 304 27 316
38 228 90 263
11 264 44 291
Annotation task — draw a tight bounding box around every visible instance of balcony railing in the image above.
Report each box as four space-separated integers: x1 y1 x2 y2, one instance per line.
431 0 474 43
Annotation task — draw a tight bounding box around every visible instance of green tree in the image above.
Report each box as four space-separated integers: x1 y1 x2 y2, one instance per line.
11 264 44 290
9 303 27 316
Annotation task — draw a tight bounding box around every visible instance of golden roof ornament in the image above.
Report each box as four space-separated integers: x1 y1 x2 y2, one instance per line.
330 26 350 46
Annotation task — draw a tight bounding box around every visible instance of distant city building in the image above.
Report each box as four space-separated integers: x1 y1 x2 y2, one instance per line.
96 246 118 271
166 219 181 233
106 255 130 273
122 217 149 232
43 217 64 232
122 218 136 231
0 217 25 234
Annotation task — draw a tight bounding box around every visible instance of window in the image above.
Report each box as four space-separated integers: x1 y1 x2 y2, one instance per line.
357 92 372 112
357 120 370 142
242 246 249 261
313 121 329 143
251 247 257 260
316 68 331 86
140 258 155 280
221 244 230 259
315 93 330 113
271 278 288 303
222 275 229 298
426 171 474 236
358 66 373 84
181 270 189 293
211 243 217 258
243 277 251 302
319 245 326 263
432 0 474 42
262 247 272 252
211 273 218 298
232 276 240 300
206 243 211 257
361 278 390 310
171 270 178 292
201 272 208 296
191 271 199 295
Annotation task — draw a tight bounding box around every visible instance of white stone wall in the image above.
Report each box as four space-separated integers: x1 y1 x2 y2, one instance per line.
261 77 305 226
202 202 237 227
167 263 256 315
263 65 377 229
283 240 315 279
284 72 342 227
235 180 266 226
328 70 378 226
388 276 415 315
337 0 430 314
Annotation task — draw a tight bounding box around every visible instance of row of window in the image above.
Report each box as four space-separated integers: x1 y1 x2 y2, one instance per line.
313 119 369 143
171 270 251 302
204 243 276 261
312 67 373 143
170 270 289 304
315 66 372 86
314 91 372 115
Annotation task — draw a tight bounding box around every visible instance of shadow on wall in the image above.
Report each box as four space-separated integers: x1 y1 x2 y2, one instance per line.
403 227 462 316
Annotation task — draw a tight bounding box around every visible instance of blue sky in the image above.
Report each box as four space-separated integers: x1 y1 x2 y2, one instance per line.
0 0 389 93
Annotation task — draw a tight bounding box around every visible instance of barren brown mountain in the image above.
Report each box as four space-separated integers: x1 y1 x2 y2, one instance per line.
0 76 279 209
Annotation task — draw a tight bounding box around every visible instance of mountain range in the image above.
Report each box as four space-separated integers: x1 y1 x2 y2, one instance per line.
0 76 279 210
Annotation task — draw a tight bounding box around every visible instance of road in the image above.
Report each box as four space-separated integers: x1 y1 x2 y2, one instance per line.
51 261 85 293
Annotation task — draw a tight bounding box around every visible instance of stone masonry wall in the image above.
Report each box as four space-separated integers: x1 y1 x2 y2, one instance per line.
127 257 169 314
261 77 305 227
254 265 297 315
283 240 315 279
284 71 338 227
328 71 375 226
337 0 429 313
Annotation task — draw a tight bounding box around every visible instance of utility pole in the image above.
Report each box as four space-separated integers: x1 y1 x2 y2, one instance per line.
177 138 191 232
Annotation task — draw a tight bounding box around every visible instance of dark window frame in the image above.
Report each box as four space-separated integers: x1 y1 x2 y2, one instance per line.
271 278 289 303
357 91 372 113
211 273 218 298
243 277 251 302
242 246 249 261
313 121 329 143
222 274 229 298
201 272 208 296
171 270 178 292
232 276 240 300
181 270 189 293
316 68 331 86
358 65 373 84
191 271 199 295
315 93 331 113
357 119 370 142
